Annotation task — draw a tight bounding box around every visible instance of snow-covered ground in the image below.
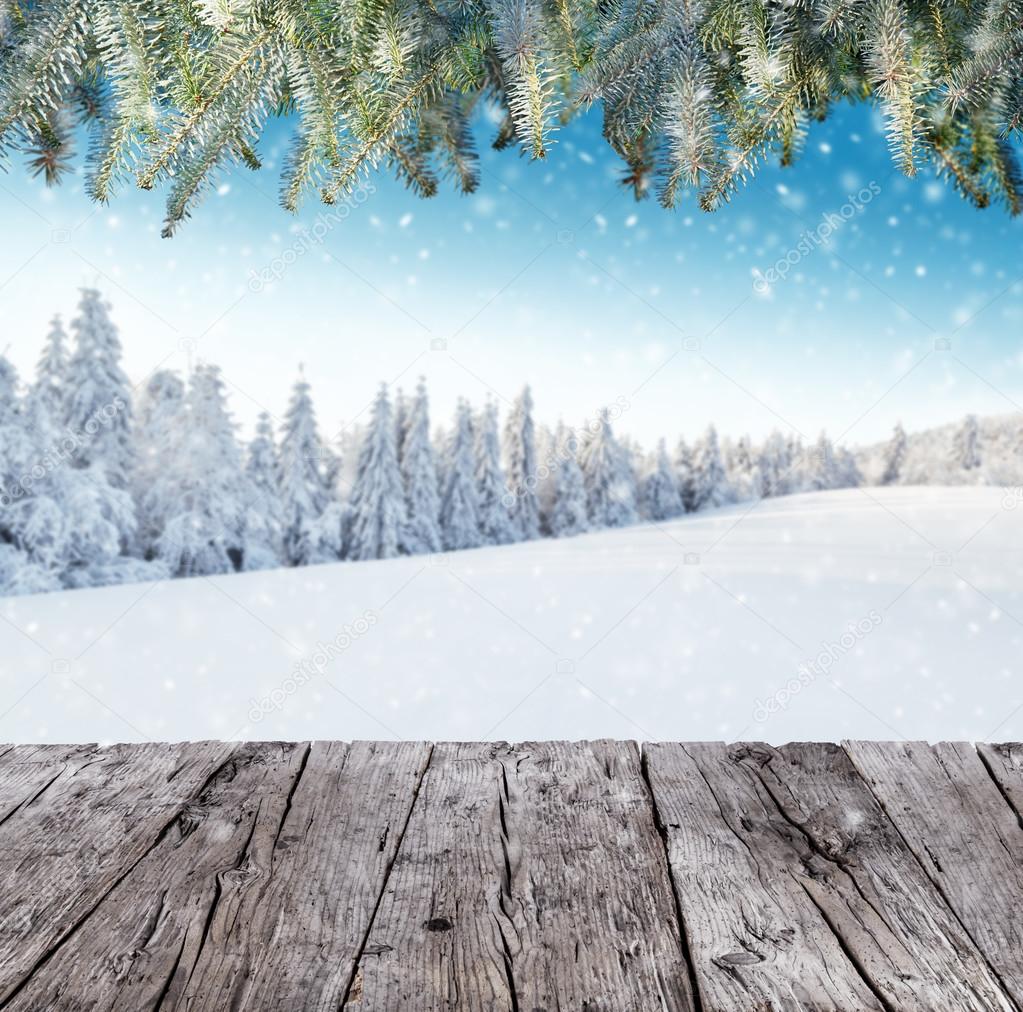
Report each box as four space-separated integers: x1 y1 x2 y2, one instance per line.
0 486 1019 745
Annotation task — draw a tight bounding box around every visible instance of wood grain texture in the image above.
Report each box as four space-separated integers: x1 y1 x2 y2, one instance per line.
0 741 236 1004
0 745 91 826
347 741 511 1010
182 739 431 1011
2 741 304 1011
2 739 1023 1012
846 740 1023 1007
977 742 1023 819
348 740 695 1011
644 741 886 1011
738 741 1015 1011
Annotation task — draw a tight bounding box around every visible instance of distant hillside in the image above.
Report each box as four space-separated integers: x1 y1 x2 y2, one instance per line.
857 413 1023 487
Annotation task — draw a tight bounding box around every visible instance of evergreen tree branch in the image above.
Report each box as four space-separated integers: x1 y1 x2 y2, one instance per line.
137 25 278 190
321 57 440 203
0 0 1022 225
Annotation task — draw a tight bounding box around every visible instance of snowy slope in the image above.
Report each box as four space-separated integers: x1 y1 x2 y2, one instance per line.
0 486 1019 745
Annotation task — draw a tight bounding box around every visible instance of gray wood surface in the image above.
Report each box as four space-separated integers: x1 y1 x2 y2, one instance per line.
0 741 235 1005
846 740 1023 1008
743 741 1015 1011
3 741 304 1011
977 742 1023 819
183 740 431 1011
644 741 886 1011
0 745 88 826
1 739 1022 1011
349 740 695 1011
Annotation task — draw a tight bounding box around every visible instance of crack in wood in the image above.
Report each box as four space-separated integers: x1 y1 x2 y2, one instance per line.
639 745 706 1012
843 741 1023 1011
152 925 190 1012
338 742 434 1009
0 744 242 1008
0 766 67 831
3 740 1023 1011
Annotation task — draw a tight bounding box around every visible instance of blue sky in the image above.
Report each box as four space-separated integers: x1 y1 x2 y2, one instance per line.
0 100 1020 447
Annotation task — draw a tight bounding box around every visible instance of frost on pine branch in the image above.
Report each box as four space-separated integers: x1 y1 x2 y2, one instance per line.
1 0 1023 233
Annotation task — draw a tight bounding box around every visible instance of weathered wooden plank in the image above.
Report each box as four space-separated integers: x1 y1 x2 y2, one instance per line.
512 740 695 1011
734 741 1015 1011
846 740 1023 1006
2 741 305 1011
644 741 885 1010
348 740 696 1011
344 741 512 1010
2 738 1023 1011
180 739 431 1011
0 740 236 1004
977 743 1023 819
0 745 92 825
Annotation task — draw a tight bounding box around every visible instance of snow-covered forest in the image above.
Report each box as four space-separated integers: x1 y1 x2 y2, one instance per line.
2 288 1020 597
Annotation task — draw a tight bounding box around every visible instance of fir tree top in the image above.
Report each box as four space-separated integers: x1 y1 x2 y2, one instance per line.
1 0 1022 234
32 314 68 413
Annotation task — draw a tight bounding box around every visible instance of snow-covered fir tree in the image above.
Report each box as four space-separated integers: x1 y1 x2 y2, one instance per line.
132 370 185 557
48 462 160 589
148 364 260 576
786 434 807 489
728 435 763 501
953 414 982 472
32 315 69 419
759 431 792 497
3 286 1021 599
691 425 730 509
674 438 697 512
880 422 908 485
277 369 335 565
580 408 637 528
441 399 482 551
833 447 863 489
0 358 35 520
400 378 442 554
534 422 559 533
475 399 516 545
503 386 540 541
347 385 406 561
246 411 284 562
64 288 134 487
548 423 589 537
806 432 838 491
394 387 410 466
11 359 161 592
0 357 59 594
641 439 684 520
320 440 344 498
620 435 643 500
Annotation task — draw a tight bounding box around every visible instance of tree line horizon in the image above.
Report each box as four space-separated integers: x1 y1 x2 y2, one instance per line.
0 287 1018 598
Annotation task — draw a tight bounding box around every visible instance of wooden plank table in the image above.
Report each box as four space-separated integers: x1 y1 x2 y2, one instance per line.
0 740 1020 1011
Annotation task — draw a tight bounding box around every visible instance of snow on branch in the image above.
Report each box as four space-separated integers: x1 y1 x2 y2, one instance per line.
1 287 1020 598
1 0 1023 233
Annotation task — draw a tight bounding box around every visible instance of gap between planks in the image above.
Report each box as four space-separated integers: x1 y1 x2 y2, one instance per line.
0 740 1021 1012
